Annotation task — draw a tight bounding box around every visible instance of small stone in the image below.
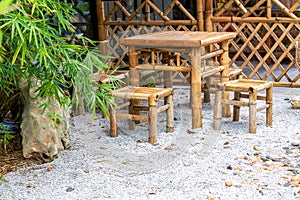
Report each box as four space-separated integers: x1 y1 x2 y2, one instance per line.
83 169 90 173
251 179 260 185
262 166 272 171
291 142 300 147
254 145 261 151
225 181 234 187
27 184 36 188
290 181 300 187
292 175 300 182
207 195 214 200
234 167 242 171
284 183 290 187
47 167 52 172
66 187 75 192
227 165 233 170
265 160 274 166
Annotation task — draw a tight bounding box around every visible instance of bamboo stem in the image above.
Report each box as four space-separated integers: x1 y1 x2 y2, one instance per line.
196 0 204 31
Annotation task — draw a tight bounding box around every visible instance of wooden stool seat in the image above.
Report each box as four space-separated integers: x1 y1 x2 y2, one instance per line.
213 79 273 133
110 86 174 144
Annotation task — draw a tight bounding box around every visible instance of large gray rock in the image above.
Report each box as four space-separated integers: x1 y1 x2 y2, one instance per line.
20 82 70 162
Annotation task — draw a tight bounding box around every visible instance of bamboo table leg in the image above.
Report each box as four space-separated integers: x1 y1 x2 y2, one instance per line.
213 86 222 130
128 50 141 125
166 94 174 132
220 40 231 118
191 48 202 129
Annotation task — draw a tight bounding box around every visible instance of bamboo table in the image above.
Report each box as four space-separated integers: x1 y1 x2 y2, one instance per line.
120 31 236 129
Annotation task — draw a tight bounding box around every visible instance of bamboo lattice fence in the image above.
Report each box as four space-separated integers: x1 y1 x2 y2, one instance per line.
96 0 300 87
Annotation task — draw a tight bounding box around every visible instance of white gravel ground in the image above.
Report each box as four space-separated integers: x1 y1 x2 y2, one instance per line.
1 87 300 200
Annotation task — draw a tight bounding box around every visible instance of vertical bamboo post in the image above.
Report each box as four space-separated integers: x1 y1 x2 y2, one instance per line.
213 84 223 130
162 52 172 88
266 0 272 19
96 0 108 54
266 84 273 127
109 97 118 137
249 88 257 133
148 95 158 144
220 40 231 118
128 50 141 126
145 0 150 22
191 47 202 129
196 0 205 31
205 0 213 32
129 50 140 86
233 91 240 121
166 93 174 133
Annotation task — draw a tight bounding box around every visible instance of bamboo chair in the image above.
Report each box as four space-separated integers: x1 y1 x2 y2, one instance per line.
213 79 273 133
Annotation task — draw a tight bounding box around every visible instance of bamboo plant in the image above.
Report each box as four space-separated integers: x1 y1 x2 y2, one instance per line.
0 0 117 123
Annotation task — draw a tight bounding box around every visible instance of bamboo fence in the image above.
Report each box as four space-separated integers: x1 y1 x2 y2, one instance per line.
96 0 300 87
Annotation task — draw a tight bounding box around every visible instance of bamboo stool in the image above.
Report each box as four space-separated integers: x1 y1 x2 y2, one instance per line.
110 86 174 144
213 79 273 133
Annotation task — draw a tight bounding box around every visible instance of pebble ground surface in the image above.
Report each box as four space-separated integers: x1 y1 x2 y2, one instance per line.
1 87 300 200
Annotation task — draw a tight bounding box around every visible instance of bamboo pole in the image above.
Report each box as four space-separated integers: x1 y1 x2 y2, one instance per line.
135 64 190 72
211 16 300 22
191 47 202 128
213 86 222 130
233 92 241 122
220 40 231 118
174 0 196 20
249 89 257 133
164 0 176 17
272 0 297 19
114 1 131 17
109 98 118 137
96 0 106 42
126 1 146 22
148 100 158 144
196 0 204 31
145 0 150 22
290 0 300 12
104 20 197 25
234 0 248 15
166 93 174 133
266 0 272 19
205 0 213 31
266 85 273 127
147 0 170 21
243 0 266 18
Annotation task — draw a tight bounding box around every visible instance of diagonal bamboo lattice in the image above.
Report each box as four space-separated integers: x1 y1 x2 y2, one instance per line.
212 0 300 87
97 0 300 87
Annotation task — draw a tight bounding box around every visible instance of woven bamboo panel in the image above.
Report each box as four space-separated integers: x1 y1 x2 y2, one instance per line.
99 0 300 86
213 0 300 86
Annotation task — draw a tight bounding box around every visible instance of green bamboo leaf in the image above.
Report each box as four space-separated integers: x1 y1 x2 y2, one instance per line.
12 40 23 64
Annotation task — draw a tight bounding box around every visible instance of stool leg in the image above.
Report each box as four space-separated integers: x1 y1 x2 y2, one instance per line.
249 89 257 133
149 101 158 144
266 86 273 127
128 100 135 130
166 94 174 133
233 91 240 121
213 88 222 130
203 78 211 103
110 98 118 137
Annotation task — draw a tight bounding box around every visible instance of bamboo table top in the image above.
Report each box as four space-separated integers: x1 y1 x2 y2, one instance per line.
120 31 236 48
